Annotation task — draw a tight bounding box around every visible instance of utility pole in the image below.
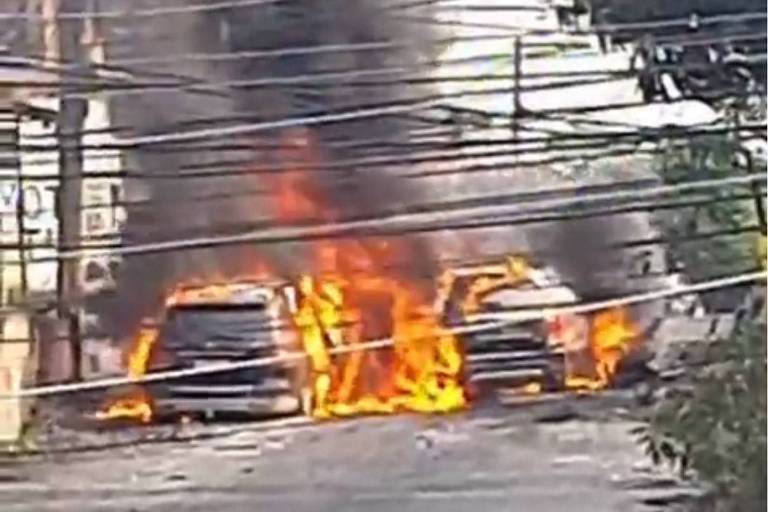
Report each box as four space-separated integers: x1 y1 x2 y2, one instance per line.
54 0 88 381
13 117 27 300
511 36 523 142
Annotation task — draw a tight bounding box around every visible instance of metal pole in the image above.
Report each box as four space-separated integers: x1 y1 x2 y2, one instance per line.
55 0 87 381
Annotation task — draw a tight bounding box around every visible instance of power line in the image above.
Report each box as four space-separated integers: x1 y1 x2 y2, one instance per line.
654 31 768 47
0 141 692 185
0 0 284 21
18 173 761 260
9 163 657 218
59 70 634 100
6 181 759 246
93 93 768 148
12 113 762 170
596 12 767 34
390 11 767 35
2 226 762 301
80 28 767 71
40 54 766 100
3 269 764 399
471 270 767 323
8 64 760 144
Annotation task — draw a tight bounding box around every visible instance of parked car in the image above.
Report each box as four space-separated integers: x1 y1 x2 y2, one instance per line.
437 258 583 392
147 280 310 420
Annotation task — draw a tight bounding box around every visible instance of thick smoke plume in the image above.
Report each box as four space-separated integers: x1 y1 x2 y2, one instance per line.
97 0 444 339
527 212 658 300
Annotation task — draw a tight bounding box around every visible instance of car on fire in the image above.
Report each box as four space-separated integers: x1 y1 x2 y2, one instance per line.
436 256 588 393
146 280 311 420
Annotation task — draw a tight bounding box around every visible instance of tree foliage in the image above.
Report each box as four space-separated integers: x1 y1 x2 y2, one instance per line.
653 133 764 309
634 319 767 511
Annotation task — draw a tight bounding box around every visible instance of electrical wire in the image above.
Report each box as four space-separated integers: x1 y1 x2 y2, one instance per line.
12 109 766 161
7 160 656 218
390 11 767 35
2 269 763 399
6 183 758 245
8 57 763 143
0 0 284 21
14 173 761 260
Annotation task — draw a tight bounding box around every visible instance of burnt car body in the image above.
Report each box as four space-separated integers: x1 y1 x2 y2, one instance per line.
147 281 310 419
437 260 582 392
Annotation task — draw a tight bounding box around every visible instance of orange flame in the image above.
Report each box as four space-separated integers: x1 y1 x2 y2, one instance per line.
562 306 639 391
461 256 531 315
165 263 274 307
590 306 638 385
97 326 157 423
274 131 466 418
293 244 466 418
438 255 641 395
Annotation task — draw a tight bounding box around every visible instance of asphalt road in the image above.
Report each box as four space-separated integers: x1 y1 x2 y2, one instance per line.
0 394 700 512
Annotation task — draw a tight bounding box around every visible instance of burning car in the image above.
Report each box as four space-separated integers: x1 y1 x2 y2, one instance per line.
436 256 588 393
142 280 310 420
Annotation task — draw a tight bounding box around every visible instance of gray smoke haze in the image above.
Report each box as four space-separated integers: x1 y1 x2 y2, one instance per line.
530 216 628 299
94 1 662 342
97 0 444 338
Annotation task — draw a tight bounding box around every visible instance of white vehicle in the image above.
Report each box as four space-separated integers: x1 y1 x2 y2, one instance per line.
437 257 585 391
147 280 310 419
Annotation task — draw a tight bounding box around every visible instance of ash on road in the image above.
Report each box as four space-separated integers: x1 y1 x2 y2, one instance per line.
1 396 696 512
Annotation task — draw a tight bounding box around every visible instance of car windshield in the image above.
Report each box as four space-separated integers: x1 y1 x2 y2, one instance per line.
161 304 277 347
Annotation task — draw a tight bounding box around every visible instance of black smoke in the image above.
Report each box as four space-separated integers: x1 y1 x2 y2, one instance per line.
96 0 444 339
526 213 657 301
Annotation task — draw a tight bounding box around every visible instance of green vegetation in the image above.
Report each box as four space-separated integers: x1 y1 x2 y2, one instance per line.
638 130 766 510
635 319 766 511
655 133 764 283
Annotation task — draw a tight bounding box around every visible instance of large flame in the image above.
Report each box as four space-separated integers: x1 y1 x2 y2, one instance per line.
274 132 466 418
96 325 157 423
560 306 639 391
439 255 640 394
294 263 466 418
589 306 638 385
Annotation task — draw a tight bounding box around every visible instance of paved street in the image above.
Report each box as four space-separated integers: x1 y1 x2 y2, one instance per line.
1 395 698 512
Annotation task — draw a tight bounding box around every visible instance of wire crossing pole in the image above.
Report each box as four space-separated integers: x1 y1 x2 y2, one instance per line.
55 0 87 381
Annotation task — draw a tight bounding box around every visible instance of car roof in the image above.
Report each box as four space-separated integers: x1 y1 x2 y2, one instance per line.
166 280 291 306
480 285 578 309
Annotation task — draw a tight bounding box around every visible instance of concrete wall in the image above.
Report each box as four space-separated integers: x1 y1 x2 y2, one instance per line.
0 312 35 443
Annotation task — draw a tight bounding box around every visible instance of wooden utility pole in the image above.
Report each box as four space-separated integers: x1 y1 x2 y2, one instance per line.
54 0 88 381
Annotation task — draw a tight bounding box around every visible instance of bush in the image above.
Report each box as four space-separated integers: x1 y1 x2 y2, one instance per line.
635 317 767 511
653 134 764 310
